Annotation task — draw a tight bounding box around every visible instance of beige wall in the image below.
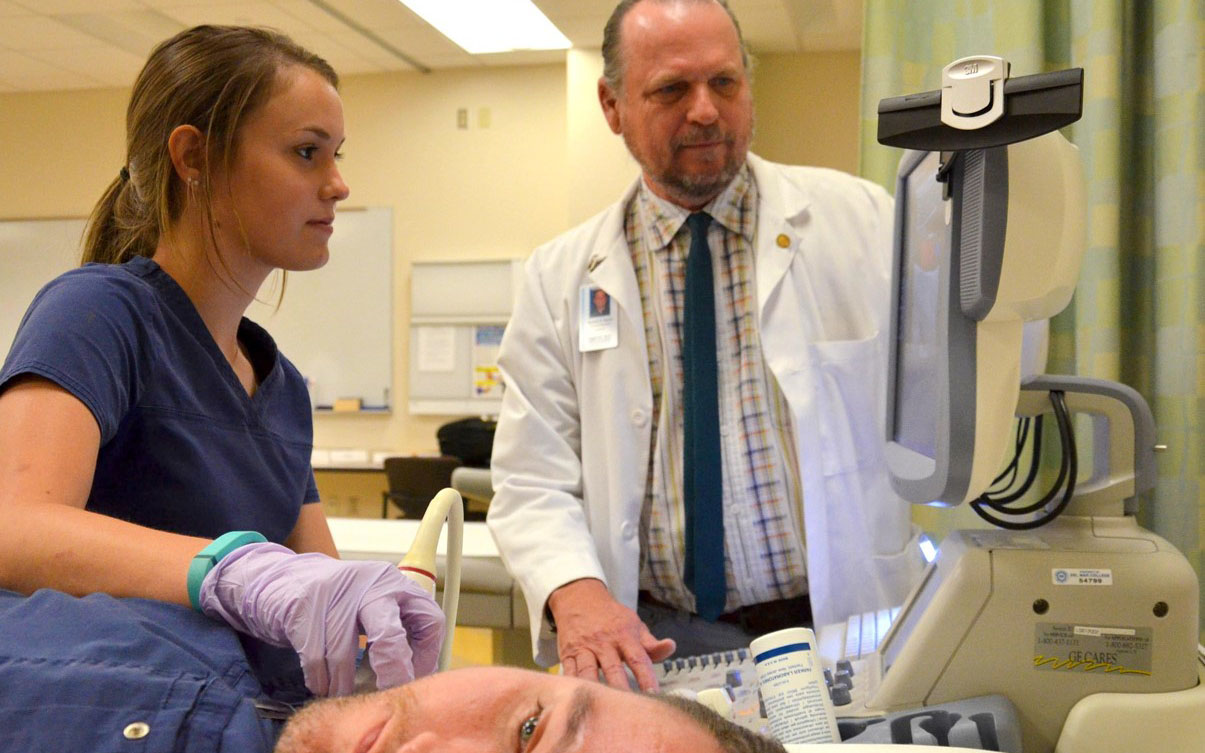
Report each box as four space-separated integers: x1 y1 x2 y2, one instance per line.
0 50 861 456
751 50 862 174
0 88 128 220
565 48 639 226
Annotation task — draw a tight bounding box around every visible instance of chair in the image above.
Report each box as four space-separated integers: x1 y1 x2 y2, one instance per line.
381 455 461 519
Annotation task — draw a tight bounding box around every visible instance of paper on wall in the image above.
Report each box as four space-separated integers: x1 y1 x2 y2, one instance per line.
416 326 456 372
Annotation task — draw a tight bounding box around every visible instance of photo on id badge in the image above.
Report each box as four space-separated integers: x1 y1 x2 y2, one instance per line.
579 285 618 351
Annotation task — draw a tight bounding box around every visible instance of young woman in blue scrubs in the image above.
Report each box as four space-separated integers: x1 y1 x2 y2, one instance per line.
0 26 441 700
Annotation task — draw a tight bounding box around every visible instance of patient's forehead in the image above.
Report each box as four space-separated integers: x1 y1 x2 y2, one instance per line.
274 667 722 753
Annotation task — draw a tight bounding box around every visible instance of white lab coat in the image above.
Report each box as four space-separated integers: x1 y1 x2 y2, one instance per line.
488 154 925 665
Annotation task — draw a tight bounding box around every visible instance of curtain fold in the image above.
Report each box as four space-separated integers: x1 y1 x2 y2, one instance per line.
859 0 1203 642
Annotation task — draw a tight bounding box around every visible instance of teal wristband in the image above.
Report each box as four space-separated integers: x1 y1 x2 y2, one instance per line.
186 531 267 612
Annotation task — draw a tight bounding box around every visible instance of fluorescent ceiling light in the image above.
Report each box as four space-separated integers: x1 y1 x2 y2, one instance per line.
399 0 570 54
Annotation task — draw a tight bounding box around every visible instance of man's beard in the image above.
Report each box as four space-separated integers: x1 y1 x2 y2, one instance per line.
631 125 747 205
663 157 741 201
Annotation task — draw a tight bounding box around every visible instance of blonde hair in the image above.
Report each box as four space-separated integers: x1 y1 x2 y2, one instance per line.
82 25 338 266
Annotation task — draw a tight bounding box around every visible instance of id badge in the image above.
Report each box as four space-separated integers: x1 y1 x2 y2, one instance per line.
578 285 618 351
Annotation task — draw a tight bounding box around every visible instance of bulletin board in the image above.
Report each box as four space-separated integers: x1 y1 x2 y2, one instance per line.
408 259 524 416
0 208 393 411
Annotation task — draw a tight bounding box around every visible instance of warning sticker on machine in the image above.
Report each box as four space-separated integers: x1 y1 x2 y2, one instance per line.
1051 568 1113 586
1033 623 1152 675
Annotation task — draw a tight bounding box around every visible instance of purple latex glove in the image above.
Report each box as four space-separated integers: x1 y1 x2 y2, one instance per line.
198 542 445 696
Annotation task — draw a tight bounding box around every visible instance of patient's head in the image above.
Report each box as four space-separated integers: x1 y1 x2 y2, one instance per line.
274 666 785 753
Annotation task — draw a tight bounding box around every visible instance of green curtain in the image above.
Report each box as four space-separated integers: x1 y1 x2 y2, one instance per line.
858 0 1203 642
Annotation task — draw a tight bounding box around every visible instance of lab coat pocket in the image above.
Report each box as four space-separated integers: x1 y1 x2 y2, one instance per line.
807 335 886 477
871 522 927 601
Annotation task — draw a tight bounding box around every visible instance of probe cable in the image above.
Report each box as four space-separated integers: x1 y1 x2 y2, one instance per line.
970 390 1078 530
983 416 1037 498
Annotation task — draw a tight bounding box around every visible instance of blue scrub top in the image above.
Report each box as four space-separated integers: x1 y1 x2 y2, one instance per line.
0 255 322 697
0 588 280 752
0 255 319 541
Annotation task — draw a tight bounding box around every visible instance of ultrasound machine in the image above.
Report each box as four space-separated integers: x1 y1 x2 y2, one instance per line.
660 56 1204 752
814 55 1204 752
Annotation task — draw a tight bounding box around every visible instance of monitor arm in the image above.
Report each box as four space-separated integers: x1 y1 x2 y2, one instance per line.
1015 375 1159 518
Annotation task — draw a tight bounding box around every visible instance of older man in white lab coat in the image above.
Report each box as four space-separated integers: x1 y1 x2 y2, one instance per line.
488 0 924 692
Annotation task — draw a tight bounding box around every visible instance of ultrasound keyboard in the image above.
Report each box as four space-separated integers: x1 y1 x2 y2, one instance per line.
815 605 901 710
654 605 902 715
652 606 1023 750
654 648 766 731
843 606 901 659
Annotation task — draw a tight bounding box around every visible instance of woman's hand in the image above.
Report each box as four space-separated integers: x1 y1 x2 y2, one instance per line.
199 542 445 696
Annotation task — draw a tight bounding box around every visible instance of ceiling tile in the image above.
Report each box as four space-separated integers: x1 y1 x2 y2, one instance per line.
535 1 611 48
139 0 241 6
25 44 145 87
541 17 603 49
535 0 616 18
365 23 462 58
0 0 33 17
320 0 418 31
54 10 185 61
478 49 566 67
268 0 350 32
322 28 417 70
412 53 486 69
0 14 102 50
157 1 310 35
286 30 385 75
0 0 863 91
12 0 141 13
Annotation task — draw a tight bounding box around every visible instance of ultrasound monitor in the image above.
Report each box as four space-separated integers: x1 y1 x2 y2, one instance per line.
883 131 1085 507
889 150 946 463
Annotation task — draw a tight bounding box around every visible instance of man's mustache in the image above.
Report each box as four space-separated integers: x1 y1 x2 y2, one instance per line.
673 127 731 149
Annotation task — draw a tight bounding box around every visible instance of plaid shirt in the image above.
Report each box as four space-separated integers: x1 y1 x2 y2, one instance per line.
629 166 808 613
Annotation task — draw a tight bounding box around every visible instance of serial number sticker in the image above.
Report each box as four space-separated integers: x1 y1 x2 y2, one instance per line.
1034 623 1152 675
1052 568 1112 586
1074 625 1134 637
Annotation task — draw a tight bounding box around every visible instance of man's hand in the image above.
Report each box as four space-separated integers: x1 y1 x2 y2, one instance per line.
547 578 675 691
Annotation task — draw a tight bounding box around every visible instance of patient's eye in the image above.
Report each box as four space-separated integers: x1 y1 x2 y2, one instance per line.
518 711 541 750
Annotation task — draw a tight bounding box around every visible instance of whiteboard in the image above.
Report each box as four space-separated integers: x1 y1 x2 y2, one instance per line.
247 207 393 410
0 218 86 359
0 208 393 411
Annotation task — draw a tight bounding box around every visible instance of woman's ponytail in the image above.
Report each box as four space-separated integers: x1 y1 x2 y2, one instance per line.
81 167 156 265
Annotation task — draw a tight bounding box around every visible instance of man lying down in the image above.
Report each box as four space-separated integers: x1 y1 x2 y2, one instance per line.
0 589 785 752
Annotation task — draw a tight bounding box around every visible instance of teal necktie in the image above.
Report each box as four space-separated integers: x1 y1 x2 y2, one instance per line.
682 212 725 621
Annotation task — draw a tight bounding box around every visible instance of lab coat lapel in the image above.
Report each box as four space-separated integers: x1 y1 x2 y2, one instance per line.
584 185 643 335
749 154 811 317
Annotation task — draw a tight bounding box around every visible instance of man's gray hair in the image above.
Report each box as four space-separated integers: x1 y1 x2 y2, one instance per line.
600 0 751 93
